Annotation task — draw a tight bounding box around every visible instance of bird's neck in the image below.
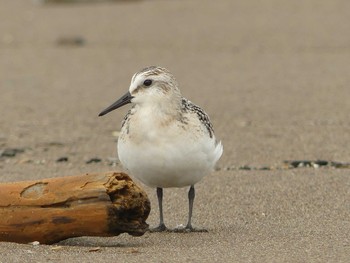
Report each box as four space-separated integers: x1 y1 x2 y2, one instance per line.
137 95 182 117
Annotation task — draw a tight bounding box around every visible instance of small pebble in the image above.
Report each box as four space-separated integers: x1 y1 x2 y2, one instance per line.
56 157 69 162
239 165 252 170
314 160 328 166
86 158 102 164
330 162 350 169
312 163 320 168
259 166 271 171
56 36 86 47
0 148 25 158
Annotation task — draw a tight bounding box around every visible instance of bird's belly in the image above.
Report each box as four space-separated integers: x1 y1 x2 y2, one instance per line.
117 137 215 188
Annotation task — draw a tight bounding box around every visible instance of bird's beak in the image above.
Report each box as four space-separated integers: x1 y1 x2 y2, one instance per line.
98 91 133 117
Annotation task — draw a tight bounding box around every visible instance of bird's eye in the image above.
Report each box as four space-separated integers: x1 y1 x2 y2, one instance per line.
143 79 152 87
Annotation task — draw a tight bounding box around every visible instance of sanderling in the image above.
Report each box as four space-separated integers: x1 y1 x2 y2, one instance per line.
99 66 223 232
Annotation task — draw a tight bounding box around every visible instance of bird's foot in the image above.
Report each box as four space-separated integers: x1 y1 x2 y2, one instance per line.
173 224 208 233
149 223 168 232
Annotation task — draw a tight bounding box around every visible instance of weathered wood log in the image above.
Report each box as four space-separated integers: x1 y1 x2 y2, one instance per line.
0 172 150 244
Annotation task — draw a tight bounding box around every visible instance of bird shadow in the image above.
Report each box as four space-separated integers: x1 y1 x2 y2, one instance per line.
57 236 145 248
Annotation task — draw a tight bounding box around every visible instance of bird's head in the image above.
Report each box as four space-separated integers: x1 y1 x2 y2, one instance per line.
99 66 181 117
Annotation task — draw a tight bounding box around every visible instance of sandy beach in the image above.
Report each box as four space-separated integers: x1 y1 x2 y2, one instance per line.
1 0 350 262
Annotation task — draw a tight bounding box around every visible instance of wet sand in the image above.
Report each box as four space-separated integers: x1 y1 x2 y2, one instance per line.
1 0 350 262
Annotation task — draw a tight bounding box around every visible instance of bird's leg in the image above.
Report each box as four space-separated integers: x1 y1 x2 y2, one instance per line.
180 185 207 232
150 187 167 232
185 185 195 230
157 187 166 229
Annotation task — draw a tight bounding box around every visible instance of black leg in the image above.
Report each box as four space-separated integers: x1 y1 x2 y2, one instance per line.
150 187 167 232
186 185 195 230
157 187 165 228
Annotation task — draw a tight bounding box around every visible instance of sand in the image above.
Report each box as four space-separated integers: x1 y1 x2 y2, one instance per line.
1 0 350 262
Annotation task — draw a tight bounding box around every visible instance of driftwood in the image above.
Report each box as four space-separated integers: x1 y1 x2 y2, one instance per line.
0 172 150 244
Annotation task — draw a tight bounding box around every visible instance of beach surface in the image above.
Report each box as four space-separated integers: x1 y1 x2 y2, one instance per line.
1 0 350 262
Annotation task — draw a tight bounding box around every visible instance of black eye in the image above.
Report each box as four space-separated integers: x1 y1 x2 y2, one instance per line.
143 79 152 87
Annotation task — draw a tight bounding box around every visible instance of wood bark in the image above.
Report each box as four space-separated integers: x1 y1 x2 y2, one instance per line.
0 172 150 244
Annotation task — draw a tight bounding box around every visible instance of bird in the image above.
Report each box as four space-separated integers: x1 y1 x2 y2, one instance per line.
99 66 223 232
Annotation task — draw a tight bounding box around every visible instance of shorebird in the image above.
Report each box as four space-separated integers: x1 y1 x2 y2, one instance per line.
99 66 223 232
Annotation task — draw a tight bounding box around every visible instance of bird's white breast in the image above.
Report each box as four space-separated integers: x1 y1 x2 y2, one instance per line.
117 105 222 188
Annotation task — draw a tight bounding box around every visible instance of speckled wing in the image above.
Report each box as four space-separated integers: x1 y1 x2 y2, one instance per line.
181 98 214 138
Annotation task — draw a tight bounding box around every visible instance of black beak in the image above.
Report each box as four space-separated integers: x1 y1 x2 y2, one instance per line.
98 91 133 117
